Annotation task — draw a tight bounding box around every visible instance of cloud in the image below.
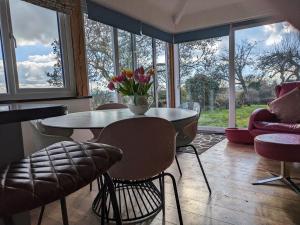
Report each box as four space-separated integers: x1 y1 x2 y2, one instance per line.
0 60 7 93
16 53 58 88
263 22 298 46
10 0 59 46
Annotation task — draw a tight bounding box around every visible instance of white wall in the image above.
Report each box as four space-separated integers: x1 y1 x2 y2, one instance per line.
22 98 94 156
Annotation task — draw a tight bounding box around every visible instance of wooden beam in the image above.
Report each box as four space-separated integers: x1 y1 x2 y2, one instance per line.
168 43 176 108
70 0 89 96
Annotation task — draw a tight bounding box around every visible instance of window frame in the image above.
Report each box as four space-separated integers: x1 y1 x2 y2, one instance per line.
0 0 75 101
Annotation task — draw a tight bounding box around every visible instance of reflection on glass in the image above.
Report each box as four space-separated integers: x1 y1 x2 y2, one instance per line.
0 33 7 93
179 36 229 128
235 21 300 127
84 15 115 108
156 40 168 107
10 0 64 88
118 30 133 70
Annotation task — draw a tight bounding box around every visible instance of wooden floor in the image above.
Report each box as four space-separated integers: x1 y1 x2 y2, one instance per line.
31 140 300 225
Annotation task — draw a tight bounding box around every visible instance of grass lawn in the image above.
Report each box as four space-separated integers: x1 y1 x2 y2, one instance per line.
199 104 267 128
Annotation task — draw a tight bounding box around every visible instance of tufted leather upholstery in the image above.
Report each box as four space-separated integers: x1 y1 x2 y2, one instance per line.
0 141 122 217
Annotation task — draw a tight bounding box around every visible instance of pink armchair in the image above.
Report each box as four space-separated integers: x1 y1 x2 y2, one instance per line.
248 81 300 137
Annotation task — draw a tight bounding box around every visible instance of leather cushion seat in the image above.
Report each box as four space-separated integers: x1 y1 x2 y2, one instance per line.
0 141 122 217
254 121 300 133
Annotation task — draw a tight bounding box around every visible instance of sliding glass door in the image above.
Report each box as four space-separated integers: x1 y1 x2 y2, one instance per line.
234 21 300 127
179 36 229 128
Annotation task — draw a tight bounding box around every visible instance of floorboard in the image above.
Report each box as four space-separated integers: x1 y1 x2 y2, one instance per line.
30 140 300 225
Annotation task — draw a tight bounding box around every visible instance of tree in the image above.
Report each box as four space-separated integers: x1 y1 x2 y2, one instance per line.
258 33 300 83
185 74 219 110
46 40 63 87
179 38 221 82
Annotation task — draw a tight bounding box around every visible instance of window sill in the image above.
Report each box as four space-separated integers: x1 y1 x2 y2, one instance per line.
0 96 92 104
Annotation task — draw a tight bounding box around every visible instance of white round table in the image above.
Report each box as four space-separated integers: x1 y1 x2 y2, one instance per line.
41 108 198 129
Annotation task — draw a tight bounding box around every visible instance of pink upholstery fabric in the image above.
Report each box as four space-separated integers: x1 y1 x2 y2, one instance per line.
96 117 177 180
225 128 254 144
268 87 300 123
275 81 300 97
255 134 300 162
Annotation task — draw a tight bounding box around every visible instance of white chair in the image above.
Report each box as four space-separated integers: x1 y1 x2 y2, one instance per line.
29 120 73 151
175 102 211 194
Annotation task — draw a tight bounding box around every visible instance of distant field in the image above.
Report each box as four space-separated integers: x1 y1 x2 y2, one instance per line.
199 104 267 128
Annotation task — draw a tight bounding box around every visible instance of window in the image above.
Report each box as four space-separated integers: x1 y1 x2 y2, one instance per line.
84 15 115 108
10 0 64 89
235 21 300 127
0 32 6 93
179 36 229 128
118 30 133 70
156 40 168 107
135 35 153 70
0 0 74 100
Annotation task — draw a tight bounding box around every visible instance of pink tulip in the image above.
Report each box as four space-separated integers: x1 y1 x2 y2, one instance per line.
116 74 125 83
108 81 115 91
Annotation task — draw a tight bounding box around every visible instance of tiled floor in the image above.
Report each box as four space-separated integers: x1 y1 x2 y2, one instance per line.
31 140 300 225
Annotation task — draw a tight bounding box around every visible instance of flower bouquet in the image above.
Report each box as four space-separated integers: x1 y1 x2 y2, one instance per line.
108 66 155 115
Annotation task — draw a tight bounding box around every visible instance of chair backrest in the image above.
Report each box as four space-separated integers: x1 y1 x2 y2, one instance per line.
176 102 200 147
96 103 127 110
179 102 201 118
30 121 73 151
96 117 176 180
90 103 128 140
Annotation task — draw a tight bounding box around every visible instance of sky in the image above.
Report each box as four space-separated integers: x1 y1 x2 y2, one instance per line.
0 0 299 94
0 0 60 92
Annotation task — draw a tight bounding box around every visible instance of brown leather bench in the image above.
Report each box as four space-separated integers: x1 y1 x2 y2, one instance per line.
0 141 123 225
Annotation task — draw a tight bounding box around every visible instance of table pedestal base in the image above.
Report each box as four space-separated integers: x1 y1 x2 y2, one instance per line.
92 179 163 224
252 161 300 194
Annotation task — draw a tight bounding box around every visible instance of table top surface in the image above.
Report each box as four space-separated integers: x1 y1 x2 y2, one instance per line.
41 108 198 129
255 133 300 145
0 103 67 125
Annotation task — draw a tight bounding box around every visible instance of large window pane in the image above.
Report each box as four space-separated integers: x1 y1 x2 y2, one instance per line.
156 40 168 107
0 33 7 93
118 30 133 70
10 0 64 88
235 21 300 127
84 15 115 108
135 35 153 70
179 36 229 128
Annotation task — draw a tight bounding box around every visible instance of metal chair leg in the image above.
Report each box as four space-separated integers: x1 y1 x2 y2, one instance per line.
60 198 69 225
163 173 183 225
159 172 165 215
190 144 211 194
37 205 45 225
175 154 183 176
103 173 123 225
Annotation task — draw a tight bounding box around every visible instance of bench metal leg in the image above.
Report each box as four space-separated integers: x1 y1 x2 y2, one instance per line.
60 198 69 225
37 206 45 225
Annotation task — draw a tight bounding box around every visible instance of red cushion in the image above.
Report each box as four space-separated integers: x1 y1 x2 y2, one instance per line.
226 128 254 144
276 81 300 97
254 121 300 133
